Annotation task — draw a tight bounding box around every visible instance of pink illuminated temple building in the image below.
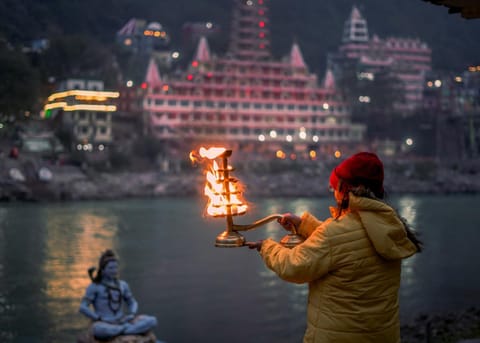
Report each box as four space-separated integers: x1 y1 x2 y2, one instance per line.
143 0 366 159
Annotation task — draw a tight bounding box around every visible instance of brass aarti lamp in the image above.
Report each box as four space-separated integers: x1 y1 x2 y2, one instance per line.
191 147 304 248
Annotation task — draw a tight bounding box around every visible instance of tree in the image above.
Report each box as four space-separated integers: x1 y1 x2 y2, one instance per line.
41 35 119 87
0 40 40 120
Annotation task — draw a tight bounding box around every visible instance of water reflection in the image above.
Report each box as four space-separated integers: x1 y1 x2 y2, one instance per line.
397 196 418 227
394 196 421 310
1 195 479 342
42 206 119 338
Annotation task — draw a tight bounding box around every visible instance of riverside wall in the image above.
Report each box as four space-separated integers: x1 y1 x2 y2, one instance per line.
2 156 480 202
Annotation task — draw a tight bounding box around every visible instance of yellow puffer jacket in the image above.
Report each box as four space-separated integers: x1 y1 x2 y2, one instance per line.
260 193 418 343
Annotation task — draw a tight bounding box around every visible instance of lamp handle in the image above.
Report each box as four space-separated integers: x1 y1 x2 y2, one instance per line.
232 213 298 234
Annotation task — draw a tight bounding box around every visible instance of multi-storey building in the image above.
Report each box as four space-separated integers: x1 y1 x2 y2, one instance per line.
117 18 170 55
43 79 119 152
329 6 432 113
142 0 366 160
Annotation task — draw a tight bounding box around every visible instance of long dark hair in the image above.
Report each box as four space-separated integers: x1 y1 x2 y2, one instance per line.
338 185 423 252
88 249 118 283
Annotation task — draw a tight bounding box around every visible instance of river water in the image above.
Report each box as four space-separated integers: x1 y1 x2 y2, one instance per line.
0 194 479 343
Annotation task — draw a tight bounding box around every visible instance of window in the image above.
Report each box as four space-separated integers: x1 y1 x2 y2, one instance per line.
96 112 107 121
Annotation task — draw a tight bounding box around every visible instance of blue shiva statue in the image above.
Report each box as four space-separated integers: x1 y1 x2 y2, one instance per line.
79 250 158 342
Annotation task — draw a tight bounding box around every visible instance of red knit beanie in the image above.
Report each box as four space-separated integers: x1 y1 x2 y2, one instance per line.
329 152 384 196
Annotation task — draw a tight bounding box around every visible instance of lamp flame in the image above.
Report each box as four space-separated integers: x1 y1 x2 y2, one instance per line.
190 147 248 217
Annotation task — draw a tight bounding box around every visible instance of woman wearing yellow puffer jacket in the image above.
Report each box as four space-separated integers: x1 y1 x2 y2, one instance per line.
247 152 422 343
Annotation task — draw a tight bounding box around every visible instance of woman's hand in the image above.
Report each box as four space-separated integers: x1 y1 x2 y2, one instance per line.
246 240 263 251
277 213 301 232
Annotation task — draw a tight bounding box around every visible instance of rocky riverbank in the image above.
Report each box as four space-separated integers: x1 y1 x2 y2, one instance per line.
2 156 480 202
400 307 480 343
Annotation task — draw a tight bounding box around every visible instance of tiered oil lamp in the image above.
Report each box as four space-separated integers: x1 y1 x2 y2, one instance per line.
191 147 304 248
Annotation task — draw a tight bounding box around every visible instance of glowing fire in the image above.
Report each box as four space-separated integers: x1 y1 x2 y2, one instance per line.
190 147 248 217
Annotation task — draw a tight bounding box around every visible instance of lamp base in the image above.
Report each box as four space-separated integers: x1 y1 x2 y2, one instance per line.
215 230 245 247
280 233 305 248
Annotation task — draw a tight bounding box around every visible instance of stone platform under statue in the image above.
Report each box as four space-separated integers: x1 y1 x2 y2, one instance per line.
77 328 158 343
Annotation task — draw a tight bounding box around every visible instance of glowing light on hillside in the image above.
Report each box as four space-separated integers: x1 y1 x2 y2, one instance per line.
359 96 371 103
276 150 286 159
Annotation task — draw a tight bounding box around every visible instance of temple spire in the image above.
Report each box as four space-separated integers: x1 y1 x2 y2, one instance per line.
194 36 211 62
290 42 306 69
342 6 369 43
145 58 162 86
323 69 336 89
228 0 271 61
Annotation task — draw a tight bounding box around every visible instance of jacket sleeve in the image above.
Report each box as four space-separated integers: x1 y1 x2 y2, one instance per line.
260 222 331 284
297 211 323 238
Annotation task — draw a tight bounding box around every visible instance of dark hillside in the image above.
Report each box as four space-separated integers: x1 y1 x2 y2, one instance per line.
1 0 479 72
